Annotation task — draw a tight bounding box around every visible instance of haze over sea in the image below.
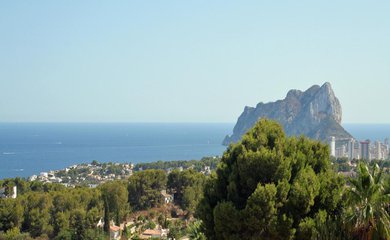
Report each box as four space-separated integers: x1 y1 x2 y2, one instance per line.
0 123 389 179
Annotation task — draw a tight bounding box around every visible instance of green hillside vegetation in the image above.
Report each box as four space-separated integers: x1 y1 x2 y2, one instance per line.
0 119 389 240
167 169 206 214
134 157 220 172
0 169 205 240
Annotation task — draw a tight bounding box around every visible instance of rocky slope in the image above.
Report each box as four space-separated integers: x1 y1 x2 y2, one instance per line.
223 83 353 145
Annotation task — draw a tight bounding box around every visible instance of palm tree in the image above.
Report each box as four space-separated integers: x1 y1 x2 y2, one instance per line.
187 220 206 240
346 162 390 240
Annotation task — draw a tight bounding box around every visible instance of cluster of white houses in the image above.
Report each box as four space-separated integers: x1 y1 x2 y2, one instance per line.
329 136 389 160
28 163 134 186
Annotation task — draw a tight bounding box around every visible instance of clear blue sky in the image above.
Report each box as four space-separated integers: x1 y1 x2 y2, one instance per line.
0 1 389 123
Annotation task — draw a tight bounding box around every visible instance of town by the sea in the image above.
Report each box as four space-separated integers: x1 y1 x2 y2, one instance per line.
0 123 389 179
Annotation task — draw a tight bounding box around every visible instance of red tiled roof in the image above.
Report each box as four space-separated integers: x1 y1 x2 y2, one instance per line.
143 229 161 236
110 225 121 231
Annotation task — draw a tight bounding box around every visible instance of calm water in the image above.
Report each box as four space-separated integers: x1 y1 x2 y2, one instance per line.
343 124 390 141
0 123 233 179
0 123 389 179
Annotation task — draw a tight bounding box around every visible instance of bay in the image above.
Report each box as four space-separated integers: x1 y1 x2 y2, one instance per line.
0 123 233 179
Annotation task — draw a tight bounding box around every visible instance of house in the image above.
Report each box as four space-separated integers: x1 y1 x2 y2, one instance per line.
140 229 162 239
29 175 38 181
110 225 121 240
96 218 104 228
161 228 169 238
120 220 136 235
161 190 174 204
11 186 17 199
40 172 48 178
0 186 17 199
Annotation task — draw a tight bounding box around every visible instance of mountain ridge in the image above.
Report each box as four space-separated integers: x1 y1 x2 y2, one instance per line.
223 83 353 145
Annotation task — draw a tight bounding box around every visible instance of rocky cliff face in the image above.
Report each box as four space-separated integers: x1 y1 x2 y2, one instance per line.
223 83 352 145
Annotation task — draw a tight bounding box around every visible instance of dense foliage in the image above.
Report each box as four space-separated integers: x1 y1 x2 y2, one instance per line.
0 163 211 239
100 181 129 230
167 169 206 213
1 119 390 239
198 118 345 240
345 163 390 239
134 157 220 172
0 181 106 240
127 169 167 210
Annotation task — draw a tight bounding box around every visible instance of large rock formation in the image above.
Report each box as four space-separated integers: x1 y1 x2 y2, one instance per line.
223 82 352 145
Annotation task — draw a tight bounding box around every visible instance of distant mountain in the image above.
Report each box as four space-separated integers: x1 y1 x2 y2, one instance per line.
223 82 353 145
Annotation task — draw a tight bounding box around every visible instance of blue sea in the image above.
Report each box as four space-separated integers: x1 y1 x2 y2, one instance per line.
0 123 233 179
342 124 390 142
0 123 389 179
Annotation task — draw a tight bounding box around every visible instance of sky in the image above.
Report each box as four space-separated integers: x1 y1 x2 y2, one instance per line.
0 1 389 123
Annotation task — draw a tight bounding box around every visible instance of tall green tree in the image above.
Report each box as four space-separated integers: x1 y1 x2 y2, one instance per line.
345 163 390 240
128 170 167 210
0 198 23 232
168 169 206 213
103 197 110 233
100 181 129 228
197 118 344 240
69 209 86 240
52 211 69 237
21 192 53 238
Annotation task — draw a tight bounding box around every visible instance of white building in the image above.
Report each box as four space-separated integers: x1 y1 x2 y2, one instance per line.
360 141 370 160
11 186 17 199
29 175 37 181
329 136 336 157
40 172 48 178
0 186 17 199
161 190 174 204
376 141 382 160
348 139 355 160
